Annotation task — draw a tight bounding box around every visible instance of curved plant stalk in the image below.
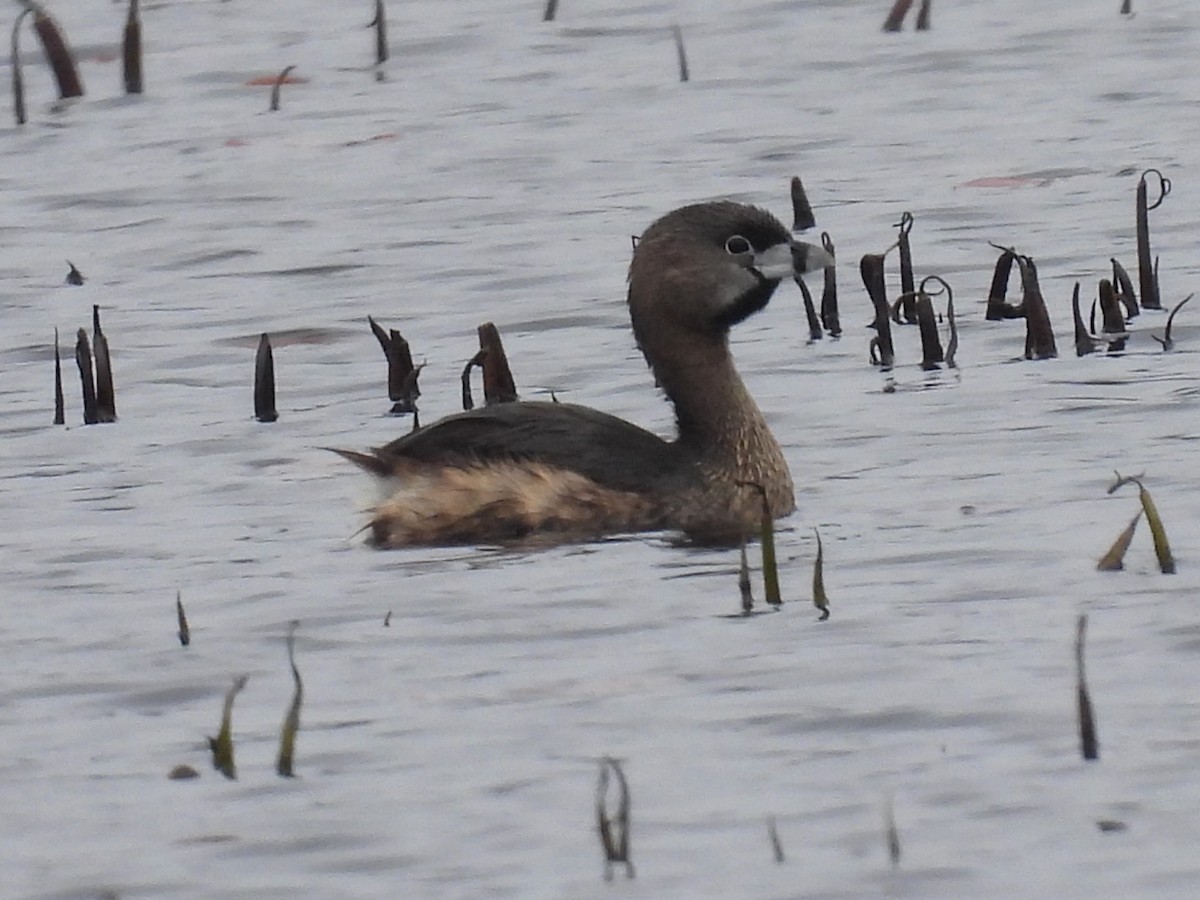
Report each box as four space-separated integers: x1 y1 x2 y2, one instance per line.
596 757 633 880
819 232 840 337
1135 168 1170 310
208 675 248 780
276 621 303 777
894 212 917 323
1097 509 1141 571
17 1 83 98
11 7 30 124
368 315 419 413
1109 472 1175 574
738 482 780 606
1016 255 1057 359
861 252 895 369
123 0 142 94
269 64 296 111
1071 282 1097 357
984 244 1022 320
1152 293 1192 351
920 275 956 367
1110 257 1139 319
790 175 815 232
797 276 823 342
812 528 829 621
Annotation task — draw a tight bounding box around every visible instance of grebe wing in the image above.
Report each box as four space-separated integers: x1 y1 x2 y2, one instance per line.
372 400 682 493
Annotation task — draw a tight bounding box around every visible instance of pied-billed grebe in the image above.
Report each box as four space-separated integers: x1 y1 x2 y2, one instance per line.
338 200 832 546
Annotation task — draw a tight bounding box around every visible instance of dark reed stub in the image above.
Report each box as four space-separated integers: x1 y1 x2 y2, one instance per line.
254 332 279 422
1135 168 1170 310
820 232 840 337
543 0 558 22
915 292 943 370
92 305 116 422
477 322 518 405
1071 283 1097 357
1110 258 1139 319
1076 614 1099 761
1016 256 1057 359
74 329 98 425
370 0 388 66
53 328 65 424
790 176 816 232
861 253 895 369
65 261 83 285
176 591 190 646
671 24 688 83
895 213 917 323
208 675 248 780
883 0 915 31
738 539 754 615
985 246 1023 320
1097 279 1127 353
1120 1 1132 16
123 0 142 94
30 7 84 99
768 817 785 864
368 316 420 413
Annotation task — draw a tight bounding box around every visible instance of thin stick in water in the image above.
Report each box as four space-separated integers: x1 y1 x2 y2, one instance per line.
895 212 916 323
671 24 688 83
369 0 388 65
884 794 901 866
819 232 840 337
596 757 634 880
883 0 915 31
276 620 303 777
790 176 816 232
861 253 895 369
176 590 190 646
813 528 830 621
25 3 84 99
123 0 142 94
797 277 823 342
543 0 559 22
75 328 98 425
738 537 754 615
1096 509 1141 572
1152 293 1192 351
92 306 116 423
768 816 785 863
208 675 248 780
916 0 932 30
11 9 30 125
1076 614 1099 761
53 328 64 425
270 65 296 112
1135 169 1169 310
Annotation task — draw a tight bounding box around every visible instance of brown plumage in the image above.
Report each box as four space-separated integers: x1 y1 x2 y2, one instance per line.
338 200 832 547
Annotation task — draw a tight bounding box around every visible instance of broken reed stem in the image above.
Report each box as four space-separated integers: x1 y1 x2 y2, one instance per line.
123 0 142 95
276 620 303 777
596 757 634 880
53 327 64 424
92 305 116 422
1016 255 1057 359
543 0 559 22
176 590 190 646
1108 472 1175 574
790 176 815 232
738 538 754 615
1135 169 1169 310
1110 258 1139 319
269 64 295 111
1120 0 1132 13
882 0 915 31
461 350 484 411
820 232 840 337
916 0 932 30
74 329 98 425
11 9 30 125
66 261 83 285
738 482 780 606
368 316 419 412
671 24 688 83
477 322 518 405
984 245 1022 320
768 816 785 864
1096 509 1141 571
1076 614 1099 761
254 332 279 422
26 3 84 99
1071 282 1095 357
920 275 956 368
208 674 248 780
914 292 944 370
370 0 388 66
895 212 916 323
812 528 829 621
861 253 895 369
798 277 823 342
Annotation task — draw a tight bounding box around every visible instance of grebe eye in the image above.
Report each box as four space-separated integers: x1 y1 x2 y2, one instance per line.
725 235 752 255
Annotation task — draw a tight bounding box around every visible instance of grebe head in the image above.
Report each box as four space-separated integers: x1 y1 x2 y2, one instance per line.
628 201 832 360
